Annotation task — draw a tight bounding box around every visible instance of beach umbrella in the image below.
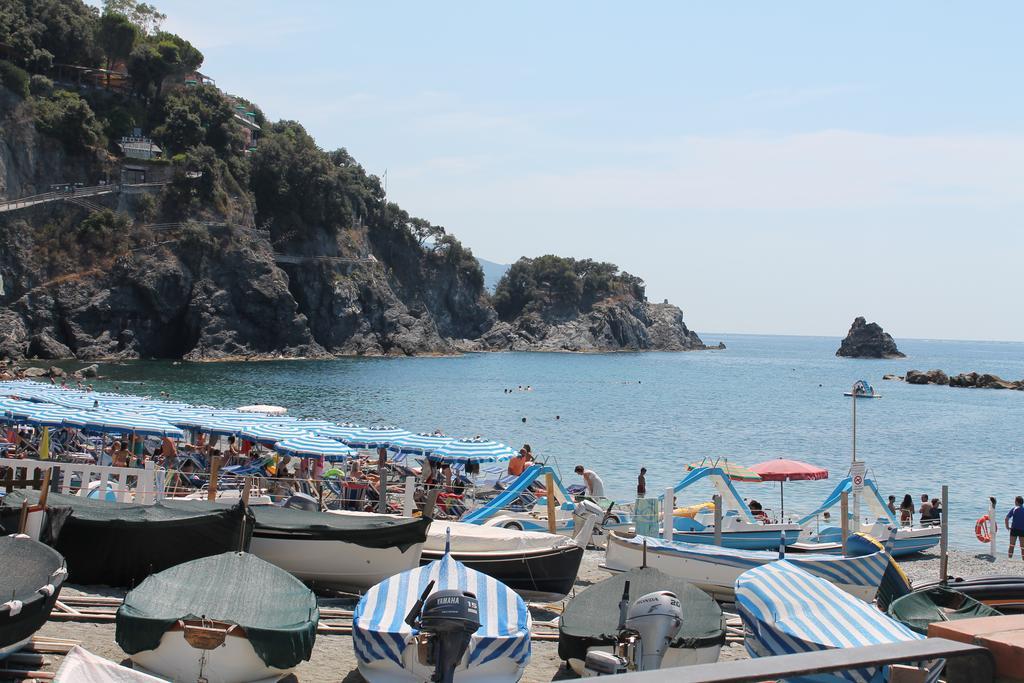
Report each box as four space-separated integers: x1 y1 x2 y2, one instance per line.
427 437 517 466
685 460 763 483
237 404 288 416
344 425 413 450
82 412 185 438
387 433 453 456
749 458 829 519
239 423 313 447
194 419 247 438
274 435 355 462
291 421 358 440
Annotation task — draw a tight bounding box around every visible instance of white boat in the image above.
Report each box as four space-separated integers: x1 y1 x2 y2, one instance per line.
248 506 430 591
116 552 318 683
603 532 892 602
353 548 531 683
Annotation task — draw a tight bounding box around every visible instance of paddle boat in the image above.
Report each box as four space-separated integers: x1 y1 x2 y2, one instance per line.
0 534 67 660
792 476 941 557
844 379 882 398
663 466 803 550
603 531 897 602
558 566 724 675
888 586 1002 635
116 551 318 683
737 560 942 683
353 539 531 683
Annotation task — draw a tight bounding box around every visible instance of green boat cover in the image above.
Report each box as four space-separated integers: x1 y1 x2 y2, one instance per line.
1 490 253 587
558 566 725 662
0 535 66 651
888 586 1002 635
116 552 318 670
166 501 431 551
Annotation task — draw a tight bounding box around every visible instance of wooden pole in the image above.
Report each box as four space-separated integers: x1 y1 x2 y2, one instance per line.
403 476 415 517
17 500 28 534
840 491 849 556
38 468 52 508
663 487 674 541
377 448 388 514
545 473 557 535
207 455 220 501
940 484 949 583
713 494 723 546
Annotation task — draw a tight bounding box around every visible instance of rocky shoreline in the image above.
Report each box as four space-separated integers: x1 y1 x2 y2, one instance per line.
884 369 1024 391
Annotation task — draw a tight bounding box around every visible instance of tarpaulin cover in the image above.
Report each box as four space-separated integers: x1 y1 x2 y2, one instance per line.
558 566 724 662
888 587 1002 634
0 534 66 651
116 552 318 670
2 490 253 587
55 645 166 682
172 502 430 551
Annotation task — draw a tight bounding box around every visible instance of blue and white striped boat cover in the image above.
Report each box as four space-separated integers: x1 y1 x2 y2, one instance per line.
353 552 531 670
427 438 517 465
619 534 890 593
736 561 939 683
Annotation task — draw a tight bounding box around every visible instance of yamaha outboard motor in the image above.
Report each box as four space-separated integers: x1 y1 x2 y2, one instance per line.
405 580 481 683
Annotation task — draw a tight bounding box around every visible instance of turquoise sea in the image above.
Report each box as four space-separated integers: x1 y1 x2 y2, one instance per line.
84 334 1024 549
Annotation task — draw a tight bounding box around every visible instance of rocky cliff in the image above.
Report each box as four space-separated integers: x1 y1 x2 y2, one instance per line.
836 317 905 358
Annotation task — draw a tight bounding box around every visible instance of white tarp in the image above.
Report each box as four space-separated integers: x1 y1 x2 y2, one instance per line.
55 646 166 683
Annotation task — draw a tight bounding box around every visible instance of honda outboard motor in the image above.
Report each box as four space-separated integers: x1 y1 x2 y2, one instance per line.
405 580 481 683
624 591 683 671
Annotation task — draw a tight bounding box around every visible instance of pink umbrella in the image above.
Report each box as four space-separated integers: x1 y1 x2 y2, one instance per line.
749 458 829 519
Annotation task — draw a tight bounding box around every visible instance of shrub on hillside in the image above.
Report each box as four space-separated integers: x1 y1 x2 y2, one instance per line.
31 90 104 153
0 61 30 99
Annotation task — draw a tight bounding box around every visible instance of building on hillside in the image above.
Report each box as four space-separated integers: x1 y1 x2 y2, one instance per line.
118 134 162 161
229 102 261 152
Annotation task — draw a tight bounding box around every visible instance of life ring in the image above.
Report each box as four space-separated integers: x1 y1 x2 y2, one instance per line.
976 515 991 543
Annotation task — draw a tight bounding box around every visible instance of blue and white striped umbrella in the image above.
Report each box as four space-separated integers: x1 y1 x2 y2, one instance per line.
81 412 185 438
15 407 88 428
353 552 531 671
274 435 355 462
343 425 413 449
387 433 453 456
427 437 517 465
239 423 313 447
194 419 247 438
291 420 358 440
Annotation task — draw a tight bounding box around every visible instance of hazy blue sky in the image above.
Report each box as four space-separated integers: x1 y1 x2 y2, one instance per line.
144 2 1022 340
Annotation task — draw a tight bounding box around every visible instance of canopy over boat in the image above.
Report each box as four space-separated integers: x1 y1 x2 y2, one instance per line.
116 552 318 671
1 490 252 587
558 566 724 663
353 551 531 670
0 534 67 656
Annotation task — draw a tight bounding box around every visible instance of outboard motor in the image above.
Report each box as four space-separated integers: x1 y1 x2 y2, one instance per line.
283 492 319 511
405 580 481 683
583 582 683 676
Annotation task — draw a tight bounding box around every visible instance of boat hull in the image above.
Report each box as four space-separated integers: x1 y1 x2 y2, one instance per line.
358 648 526 683
792 525 941 558
672 527 800 551
130 630 291 683
420 543 584 602
250 533 423 592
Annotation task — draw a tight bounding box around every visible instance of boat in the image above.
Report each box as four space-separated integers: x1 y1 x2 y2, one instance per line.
603 531 895 602
844 379 881 398
0 534 67 660
736 560 941 683
2 490 252 587
116 551 318 683
420 519 586 601
792 476 941 557
888 586 1002 635
246 505 430 592
663 466 803 550
558 566 724 675
55 645 167 682
353 547 531 683
915 576 1024 615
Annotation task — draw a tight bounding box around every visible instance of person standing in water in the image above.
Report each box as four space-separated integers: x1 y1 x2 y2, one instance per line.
637 467 647 498
574 465 605 498
1005 496 1024 560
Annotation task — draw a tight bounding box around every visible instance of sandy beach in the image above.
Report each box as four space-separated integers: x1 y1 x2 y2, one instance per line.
29 546 1024 682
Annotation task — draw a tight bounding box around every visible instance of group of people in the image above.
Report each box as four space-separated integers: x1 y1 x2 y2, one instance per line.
888 493 943 526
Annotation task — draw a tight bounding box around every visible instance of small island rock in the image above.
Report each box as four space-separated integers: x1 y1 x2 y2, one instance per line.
836 317 905 359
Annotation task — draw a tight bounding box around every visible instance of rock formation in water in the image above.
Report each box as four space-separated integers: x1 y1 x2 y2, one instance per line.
903 369 1024 390
0 3 709 361
836 317 905 358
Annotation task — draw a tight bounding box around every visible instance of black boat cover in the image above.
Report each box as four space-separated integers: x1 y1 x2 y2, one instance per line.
0 535 66 650
888 586 1002 634
2 490 253 587
558 567 725 662
116 552 318 670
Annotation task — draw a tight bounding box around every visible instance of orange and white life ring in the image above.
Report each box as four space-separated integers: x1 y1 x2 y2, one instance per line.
976 515 992 543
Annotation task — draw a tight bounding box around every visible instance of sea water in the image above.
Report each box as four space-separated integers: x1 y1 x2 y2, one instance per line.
85 334 1024 549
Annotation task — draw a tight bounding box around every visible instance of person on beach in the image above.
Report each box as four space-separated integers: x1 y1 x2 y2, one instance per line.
111 441 129 468
522 444 534 463
574 465 605 498
637 467 647 498
887 495 897 515
508 449 528 476
930 497 942 523
1005 496 1024 560
899 494 914 526
918 494 933 521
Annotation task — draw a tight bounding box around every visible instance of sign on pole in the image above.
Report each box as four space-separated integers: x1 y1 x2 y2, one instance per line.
851 461 866 492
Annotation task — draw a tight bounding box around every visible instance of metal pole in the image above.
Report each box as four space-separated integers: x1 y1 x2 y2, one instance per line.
940 484 949 582
851 384 857 464
713 494 723 546
663 487 674 541
207 455 220 501
990 496 998 558
840 491 849 556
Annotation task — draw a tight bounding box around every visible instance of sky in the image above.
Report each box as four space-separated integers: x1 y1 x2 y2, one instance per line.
133 2 1023 340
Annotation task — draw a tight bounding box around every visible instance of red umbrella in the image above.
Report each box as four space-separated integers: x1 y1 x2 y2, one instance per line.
749 458 829 520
